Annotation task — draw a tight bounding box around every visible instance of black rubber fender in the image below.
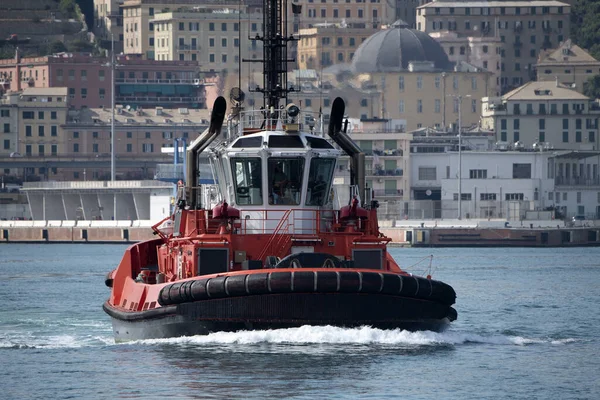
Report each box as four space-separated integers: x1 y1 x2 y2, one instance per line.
381 273 402 295
225 275 248 296
207 276 228 298
360 272 383 293
292 271 316 292
190 279 209 301
316 271 339 292
338 271 361 292
400 275 419 297
246 273 269 294
269 272 293 293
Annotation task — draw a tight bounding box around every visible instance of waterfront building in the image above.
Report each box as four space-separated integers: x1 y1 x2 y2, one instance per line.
93 0 125 52
297 24 377 70
0 52 212 109
17 87 69 160
121 0 242 60
350 21 492 132
416 0 571 94
151 7 262 74
58 106 211 181
535 39 600 95
0 92 19 161
481 80 600 151
428 31 503 96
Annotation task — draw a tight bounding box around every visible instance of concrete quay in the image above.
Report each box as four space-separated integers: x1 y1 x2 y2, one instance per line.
1 218 599 247
0 220 155 243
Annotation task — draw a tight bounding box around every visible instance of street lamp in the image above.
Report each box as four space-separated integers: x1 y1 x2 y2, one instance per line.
110 33 115 182
447 93 471 220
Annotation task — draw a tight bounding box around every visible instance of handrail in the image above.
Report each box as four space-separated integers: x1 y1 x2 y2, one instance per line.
257 209 292 262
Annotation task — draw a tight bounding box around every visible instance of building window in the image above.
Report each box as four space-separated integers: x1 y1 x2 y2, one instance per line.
210 54 215 62
222 38 227 47
398 76 404 91
143 143 154 153
453 76 458 90
505 193 524 200
471 99 477 113
563 131 568 142
81 88 87 99
38 126 45 137
51 126 57 136
3 123 9 133
127 143 132 152
480 193 496 200
222 23 227 31
417 99 423 113
435 99 441 113
576 131 582 142
469 169 487 179
398 100 404 113
417 76 423 89
418 167 436 180
73 143 79 153
513 163 532 179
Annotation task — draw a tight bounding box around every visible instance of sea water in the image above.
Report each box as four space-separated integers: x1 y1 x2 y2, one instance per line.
0 244 598 399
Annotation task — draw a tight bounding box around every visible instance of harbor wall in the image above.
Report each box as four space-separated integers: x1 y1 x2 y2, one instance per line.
0 220 155 243
1 220 599 246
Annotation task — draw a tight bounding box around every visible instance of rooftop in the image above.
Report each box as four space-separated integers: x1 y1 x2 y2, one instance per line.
537 39 600 66
67 107 212 126
21 87 68 96
418 1 570 9
502 81 590 101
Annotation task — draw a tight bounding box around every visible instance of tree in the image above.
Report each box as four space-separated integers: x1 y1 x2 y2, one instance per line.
47 41 68 55
69 40 94 52
59 0 76 18
571 0 600 60
583 75 600 99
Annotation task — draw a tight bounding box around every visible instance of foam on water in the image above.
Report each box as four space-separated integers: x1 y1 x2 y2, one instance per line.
133 325 580 348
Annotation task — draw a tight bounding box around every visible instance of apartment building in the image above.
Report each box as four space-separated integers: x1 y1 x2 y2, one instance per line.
0 93 19 162
416 1 571 93
59 106 211 180
297 24 377 69
18 88 69 160
481 81 600 150
122 0 242 59
93 0 124 52
0 53 210 109
536 39 600 94
287 0 395 34
151 7 262 74
350 22 492 132
429 31 503 96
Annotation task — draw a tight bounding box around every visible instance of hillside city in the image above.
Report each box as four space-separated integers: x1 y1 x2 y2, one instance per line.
1 0 600 222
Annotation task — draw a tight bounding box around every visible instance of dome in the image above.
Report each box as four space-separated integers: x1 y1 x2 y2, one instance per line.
351 21 453 73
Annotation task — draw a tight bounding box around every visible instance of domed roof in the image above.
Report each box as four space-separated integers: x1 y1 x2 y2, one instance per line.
352 21 453 73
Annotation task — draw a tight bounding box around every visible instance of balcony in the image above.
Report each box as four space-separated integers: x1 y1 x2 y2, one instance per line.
115 96 204 104
555 176 600 187
368 167 404 177
371 149 403 157
115 78 201 85
372 189 403 198
177 45 199 51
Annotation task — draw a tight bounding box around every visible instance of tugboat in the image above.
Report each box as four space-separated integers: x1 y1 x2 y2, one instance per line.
103 0 457 342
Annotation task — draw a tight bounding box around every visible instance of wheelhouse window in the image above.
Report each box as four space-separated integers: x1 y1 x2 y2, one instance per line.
231 158 262 205
306 158 336 206
268 158 304 205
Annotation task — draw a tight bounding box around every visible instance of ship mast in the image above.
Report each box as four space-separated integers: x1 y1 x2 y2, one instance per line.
247 0 298 111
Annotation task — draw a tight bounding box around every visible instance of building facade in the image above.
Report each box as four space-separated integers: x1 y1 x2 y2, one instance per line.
297 25 377 70
0 53 210 109
481 81 600 151
121 0 242 59
416 1 571 93
0 93 19 162
93 0 125 52
429 31 503 96
536 39 600 94
151 7 262 74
